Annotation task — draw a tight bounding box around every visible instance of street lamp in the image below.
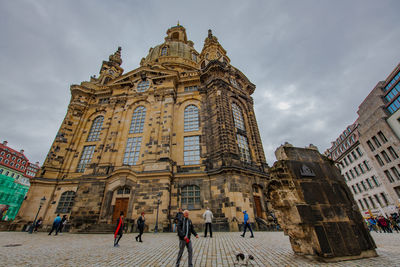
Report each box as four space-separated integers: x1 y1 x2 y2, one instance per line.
154 192 161 233
28 196 46 234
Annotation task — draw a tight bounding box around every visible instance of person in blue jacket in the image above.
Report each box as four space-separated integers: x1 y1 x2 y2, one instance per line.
240 210 254 238
48 214 61 235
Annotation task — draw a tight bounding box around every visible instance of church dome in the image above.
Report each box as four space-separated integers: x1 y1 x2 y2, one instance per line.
141 25 200 69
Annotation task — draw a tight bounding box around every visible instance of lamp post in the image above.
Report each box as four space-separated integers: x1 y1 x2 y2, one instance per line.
28 196 46 234
154 193 161 233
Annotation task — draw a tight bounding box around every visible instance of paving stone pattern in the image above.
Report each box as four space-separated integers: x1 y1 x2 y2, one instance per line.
0 232 399 266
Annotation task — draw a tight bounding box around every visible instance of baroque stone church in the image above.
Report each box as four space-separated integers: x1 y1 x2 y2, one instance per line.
17 25 270 232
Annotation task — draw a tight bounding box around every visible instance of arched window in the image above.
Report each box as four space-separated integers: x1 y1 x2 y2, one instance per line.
237 134 251 163
87 116 104 141
129 106 146 134
56 191 76 213
181 185 200 210
137 80 150 92
117 187 131 195
232 103 245 131
161 47 168 56
184 105 199 132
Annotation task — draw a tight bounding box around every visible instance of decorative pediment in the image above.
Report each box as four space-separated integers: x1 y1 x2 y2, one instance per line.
107 66 178 87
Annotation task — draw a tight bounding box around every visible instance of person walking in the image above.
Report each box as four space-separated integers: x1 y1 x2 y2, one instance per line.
389 216 400 233
136 212 145 242
367 217 378 232
176 210 198 267
203 207 213 238
240 211 254 238
48 214 61 235
34 217 43 232
114 211 124 247
56 215 67 235
174 208 184 232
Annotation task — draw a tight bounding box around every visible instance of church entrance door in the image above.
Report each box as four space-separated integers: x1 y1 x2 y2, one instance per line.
254 196 262 218
113 198 129 223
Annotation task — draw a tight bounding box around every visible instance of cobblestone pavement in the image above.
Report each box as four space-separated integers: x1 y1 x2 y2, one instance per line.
0 231 399 267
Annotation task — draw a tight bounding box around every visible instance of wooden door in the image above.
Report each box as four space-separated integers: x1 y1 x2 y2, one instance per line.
112 198 129 223
254 196 262 218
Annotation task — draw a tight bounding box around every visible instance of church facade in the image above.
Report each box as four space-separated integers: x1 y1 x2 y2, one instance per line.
17 25 269 232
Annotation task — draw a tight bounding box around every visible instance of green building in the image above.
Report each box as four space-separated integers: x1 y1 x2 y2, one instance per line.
0 172 29 220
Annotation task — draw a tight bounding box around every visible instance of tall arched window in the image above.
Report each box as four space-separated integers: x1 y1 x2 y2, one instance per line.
232 103 245 131
87 116 104 141
161 47 168 56
181 185 200 210
56 191 76 213
184 105 199 132
129 106 146 134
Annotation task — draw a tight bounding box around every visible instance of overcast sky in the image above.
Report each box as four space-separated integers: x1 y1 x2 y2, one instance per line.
1 0 399 166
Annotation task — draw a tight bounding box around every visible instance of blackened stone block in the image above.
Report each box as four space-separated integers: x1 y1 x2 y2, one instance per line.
296 205 314 224
314 225 332 255
300 182 327 204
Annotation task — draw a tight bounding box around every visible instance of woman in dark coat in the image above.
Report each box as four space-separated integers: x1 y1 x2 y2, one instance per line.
114 211 124 247
136 212 145 242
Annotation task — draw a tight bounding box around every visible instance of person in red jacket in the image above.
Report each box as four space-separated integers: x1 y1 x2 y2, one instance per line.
114 211 124 247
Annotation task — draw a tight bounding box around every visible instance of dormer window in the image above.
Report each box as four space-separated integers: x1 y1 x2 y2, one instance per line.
161 47 168 56
192 53 197 62
137 80 150 92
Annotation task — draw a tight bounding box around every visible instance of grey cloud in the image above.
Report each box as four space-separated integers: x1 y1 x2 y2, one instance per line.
0 0 399 165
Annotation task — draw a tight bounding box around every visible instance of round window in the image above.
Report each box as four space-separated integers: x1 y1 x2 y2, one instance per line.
137 80 150 92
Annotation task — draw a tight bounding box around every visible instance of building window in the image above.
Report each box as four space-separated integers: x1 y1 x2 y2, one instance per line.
380 193 389 206
343 158 349 166
184 105 199 132
99 98 109 104
394 186 400 198
358 164 365 174
377 131 388 143
6 154 10 158
372 136 381 148
129 106 146 134
11 173 14 178
358 200 365 210
368 196 377 209
345 172 351 181
366 178 373 189
76 145 95 173
56 191 76 213
4 159 9 164
237 134 251 163
356 147 363 157
0 151 4 155
5 171 9 176
192 53 197 61
232 103 245 131
388 146 399 159
366 141 375 151
184 136 200 165
0 157 2 162
181 185 200 210
184 86 198 92
356 183 362 192
137 80 150 92
371 176 380 187
349 169 355 178
374 194 382 207
351 151 358 160
123 137 142 166
117 187 130 195
391 167 400 180
361 181 367 191
375 155 384 166
381 151 391 163
348 154 353 163
354 167 360 176
363 198 370 209
161 47 168 56
87 116 104 142
384 170 395 183
363 160 371 171
0 169 3 174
